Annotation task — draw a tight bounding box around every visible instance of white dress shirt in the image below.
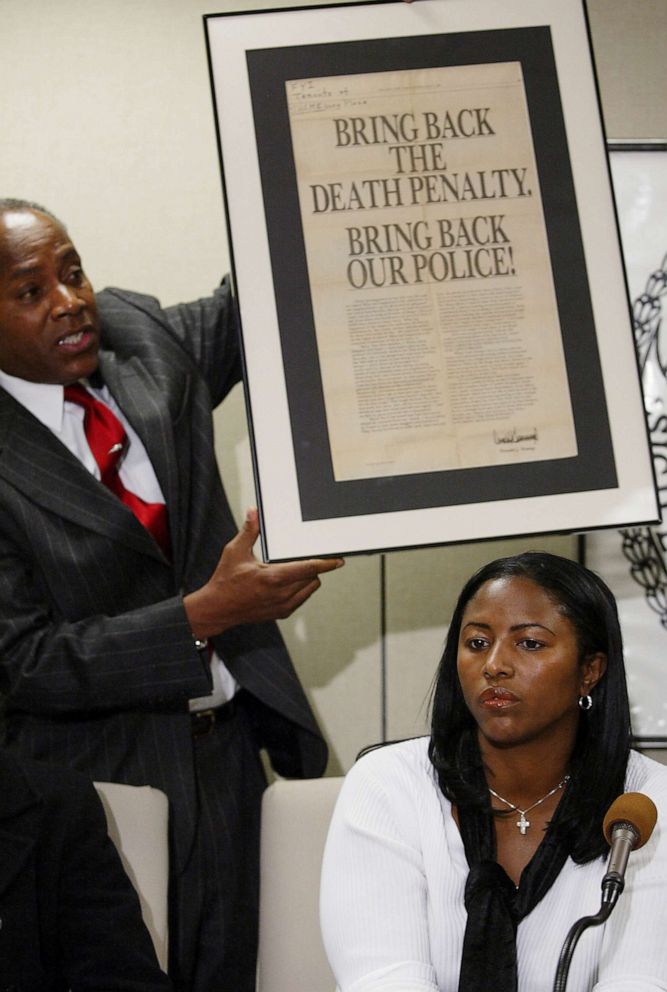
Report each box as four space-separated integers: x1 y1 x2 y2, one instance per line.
0 369 236 709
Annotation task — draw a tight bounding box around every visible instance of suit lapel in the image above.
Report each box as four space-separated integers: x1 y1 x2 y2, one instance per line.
0 387 165 563
99 350 183 571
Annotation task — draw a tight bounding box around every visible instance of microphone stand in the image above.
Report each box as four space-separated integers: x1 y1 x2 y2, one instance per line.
553 795 657 991
552 873 624 992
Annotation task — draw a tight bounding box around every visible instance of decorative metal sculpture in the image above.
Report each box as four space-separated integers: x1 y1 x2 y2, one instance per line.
621 254 667 630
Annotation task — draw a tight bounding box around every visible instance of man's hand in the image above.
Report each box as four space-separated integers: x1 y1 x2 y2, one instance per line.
184 508 344 638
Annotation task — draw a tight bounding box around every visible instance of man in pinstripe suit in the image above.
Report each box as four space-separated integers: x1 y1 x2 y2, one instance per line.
0 200 343 991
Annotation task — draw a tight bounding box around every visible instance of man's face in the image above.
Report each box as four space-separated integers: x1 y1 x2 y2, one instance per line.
0 209 100 384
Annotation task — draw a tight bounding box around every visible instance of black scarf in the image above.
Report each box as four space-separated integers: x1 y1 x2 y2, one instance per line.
454 732 572 992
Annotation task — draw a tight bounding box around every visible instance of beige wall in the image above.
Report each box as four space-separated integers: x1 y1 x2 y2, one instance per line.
586 0 667 139
1 0 663 774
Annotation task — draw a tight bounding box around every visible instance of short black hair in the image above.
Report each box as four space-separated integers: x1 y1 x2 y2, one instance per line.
0 198 65 229
428 550 631 862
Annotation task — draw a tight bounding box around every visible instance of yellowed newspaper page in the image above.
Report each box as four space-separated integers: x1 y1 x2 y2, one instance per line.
286 61 577 481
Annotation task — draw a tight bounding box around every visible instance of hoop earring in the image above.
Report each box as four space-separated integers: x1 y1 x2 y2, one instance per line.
578 694 593 711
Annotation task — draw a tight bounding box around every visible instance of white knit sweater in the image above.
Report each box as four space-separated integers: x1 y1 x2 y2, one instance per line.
320 737 667 992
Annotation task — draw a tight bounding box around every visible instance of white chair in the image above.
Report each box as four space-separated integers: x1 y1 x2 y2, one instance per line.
94 781 170 972
257 776 344 992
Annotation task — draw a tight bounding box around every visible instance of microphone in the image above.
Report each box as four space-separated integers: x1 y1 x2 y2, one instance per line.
601 792 657 900
552 792 658 992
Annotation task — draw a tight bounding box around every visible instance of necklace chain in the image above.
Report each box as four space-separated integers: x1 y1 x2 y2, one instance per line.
488 775 570 835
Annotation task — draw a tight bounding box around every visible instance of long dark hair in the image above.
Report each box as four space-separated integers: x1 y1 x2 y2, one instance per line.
428 550 632 862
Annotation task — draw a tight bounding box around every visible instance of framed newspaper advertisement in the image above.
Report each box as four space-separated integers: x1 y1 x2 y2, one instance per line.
204 0 659 561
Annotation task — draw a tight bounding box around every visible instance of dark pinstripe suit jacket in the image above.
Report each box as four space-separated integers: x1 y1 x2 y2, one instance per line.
0 750 169 990
0 281 327 869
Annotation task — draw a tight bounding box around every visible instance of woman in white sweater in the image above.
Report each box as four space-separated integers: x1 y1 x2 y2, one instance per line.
320 551 667 991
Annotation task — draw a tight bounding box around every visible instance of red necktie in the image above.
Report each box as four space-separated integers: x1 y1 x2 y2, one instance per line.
64 383 171 558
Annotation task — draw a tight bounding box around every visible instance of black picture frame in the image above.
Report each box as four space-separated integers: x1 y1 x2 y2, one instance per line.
205 0 659 561
583 139 667 749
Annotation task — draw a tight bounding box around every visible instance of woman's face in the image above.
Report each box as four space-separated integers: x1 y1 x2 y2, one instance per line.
456 575 606 751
